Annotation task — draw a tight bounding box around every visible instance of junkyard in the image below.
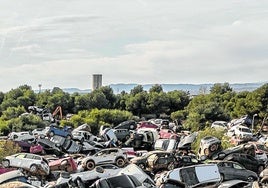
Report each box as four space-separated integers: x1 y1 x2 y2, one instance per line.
1 106 268 188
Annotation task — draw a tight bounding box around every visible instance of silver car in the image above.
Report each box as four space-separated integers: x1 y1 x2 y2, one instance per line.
81 148 128 170
2 153 50 175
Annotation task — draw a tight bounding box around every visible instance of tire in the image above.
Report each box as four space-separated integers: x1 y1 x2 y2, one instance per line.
115 157 125 168
60 159 68 171
86 160 95 171
125 135 130 140
167 162 175 170
138 163 146 169
49 131 55 137
210 144 218 152
258 165 264 174
30 164 38 173
247 176 254 182
2 160 10 168
220 173 224 182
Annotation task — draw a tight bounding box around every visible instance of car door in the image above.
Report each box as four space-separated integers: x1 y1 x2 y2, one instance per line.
155 153 169 170
245 155 259 172
12 153 26 168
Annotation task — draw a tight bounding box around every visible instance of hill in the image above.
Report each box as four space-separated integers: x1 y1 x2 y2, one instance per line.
58 82 266 95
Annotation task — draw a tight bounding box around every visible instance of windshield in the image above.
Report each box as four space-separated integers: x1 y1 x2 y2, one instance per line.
180 167 199 186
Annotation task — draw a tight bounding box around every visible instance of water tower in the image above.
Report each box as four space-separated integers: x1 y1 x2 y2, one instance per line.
92 74 102 91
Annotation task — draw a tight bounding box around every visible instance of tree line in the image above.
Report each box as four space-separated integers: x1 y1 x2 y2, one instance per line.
0 82 267 135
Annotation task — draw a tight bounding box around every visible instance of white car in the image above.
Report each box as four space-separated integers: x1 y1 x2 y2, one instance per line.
226 125 253 140
72 130 100 143
2 153 50 175
81 148 128 170
211 121 228 130
166 164 221 187
7 131 35 141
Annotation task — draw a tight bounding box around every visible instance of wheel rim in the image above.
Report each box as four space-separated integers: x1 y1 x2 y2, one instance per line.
248 176 254 182
138 163 145 169
87 161 94 170
30 165 37 172
116 159 125 167
258 166 264 174
2 160 9 167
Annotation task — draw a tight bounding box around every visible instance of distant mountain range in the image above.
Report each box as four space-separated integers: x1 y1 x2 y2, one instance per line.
57 82 266 95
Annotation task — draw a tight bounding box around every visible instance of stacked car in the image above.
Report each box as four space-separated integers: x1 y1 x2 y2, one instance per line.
2 116 268 187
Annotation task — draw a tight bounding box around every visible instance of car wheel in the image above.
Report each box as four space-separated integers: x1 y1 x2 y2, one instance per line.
30 164 38 172
60 160 68 171
247 176 254 182
2 160 10 168
258 165 264 174
167 162 175 170
49 131 55 137
86 160 95 171
138 163 146 169
116 157 125 168
220 174 224 182
125 135 130 141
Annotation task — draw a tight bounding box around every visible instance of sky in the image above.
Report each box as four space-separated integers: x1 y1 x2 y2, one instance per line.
0 0 268 92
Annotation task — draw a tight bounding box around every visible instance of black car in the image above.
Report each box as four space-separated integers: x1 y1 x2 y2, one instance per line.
114 120 137 130
90 174 144 188
208 160 258 182
224 153 265 174
36 138 64 156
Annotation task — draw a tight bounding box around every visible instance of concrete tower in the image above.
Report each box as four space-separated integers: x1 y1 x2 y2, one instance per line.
92 74 102 91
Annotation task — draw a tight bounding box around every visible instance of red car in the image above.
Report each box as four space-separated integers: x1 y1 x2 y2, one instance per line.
49 156 77 173
0 164 15 175
158 129 179 140
136 121 158 130
30 144 44 154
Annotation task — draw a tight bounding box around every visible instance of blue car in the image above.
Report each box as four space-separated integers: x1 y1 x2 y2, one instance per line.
47 124 72 139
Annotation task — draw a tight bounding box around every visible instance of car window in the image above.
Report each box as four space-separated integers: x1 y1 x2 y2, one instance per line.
16 154 26 159
128 175 142 187
233 163 244 169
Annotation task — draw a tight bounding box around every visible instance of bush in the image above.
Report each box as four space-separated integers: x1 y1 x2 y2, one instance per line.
0 140 21 162
191 127 233 153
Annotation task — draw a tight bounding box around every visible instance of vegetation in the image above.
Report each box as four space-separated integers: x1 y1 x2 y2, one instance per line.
0 82 267 160
0 83 267 135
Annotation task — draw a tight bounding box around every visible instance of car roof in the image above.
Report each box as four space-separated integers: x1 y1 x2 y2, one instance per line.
0 170 25 184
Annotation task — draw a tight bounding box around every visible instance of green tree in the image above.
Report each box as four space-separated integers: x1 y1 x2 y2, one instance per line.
130 85 144 95
125 91 148 117
149 84 163 93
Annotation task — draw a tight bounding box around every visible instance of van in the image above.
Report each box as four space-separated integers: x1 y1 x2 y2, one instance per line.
166 164 221 187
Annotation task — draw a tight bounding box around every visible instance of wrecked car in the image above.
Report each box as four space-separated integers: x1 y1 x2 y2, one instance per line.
166 164 221 187
208 160 258 182
224 153 265 174
90 174 147 188
198 136 222 159
2 153 50 176
49 156 77 173
81 148 128 170
154 138 179 152
130 150 177 172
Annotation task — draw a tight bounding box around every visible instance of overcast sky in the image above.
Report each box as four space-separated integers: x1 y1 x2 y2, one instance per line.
0 0 267 92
